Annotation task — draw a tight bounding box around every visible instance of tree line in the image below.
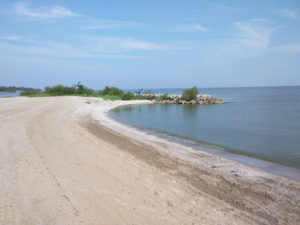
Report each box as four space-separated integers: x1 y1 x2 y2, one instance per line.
19 82 199 101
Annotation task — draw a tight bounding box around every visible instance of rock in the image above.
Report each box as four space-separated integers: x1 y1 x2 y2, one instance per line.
152 93 226 105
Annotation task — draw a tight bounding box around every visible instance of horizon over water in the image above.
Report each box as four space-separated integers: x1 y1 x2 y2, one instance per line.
111 86 300 177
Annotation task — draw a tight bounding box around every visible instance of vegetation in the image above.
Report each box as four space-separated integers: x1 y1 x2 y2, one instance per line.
0 85 41 93
99 86 124 96
121 92 135 100
160 94 169 101
43 82 94 96
182 86 199 101
20 82 148 101
18 82 201 102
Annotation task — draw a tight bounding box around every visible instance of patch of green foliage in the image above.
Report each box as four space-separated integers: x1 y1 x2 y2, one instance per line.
160 94 169 101
122 92 135 100
0 85 41 93
42 82 93 96
100 95 122 100
99 86 124 96
21 92 50 97
20 82 149 101
182 86 198 101
135 88 144 95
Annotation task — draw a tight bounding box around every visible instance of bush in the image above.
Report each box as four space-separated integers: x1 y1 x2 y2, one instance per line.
20 89 41 96
20 82 146 101
100 86 124 96
135 88 143 95
160 94 169 101
45 85 66 95
122 92 135 100
182 86 198 101
44 82 94 96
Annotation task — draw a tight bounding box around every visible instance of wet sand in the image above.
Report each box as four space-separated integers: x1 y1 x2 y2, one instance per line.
0 96 299 225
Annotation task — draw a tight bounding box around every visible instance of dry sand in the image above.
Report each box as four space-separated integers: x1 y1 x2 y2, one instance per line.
0 96 299 225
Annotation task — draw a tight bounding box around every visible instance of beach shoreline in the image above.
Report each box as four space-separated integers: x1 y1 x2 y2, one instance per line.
109 104 300 181
1 96 299 225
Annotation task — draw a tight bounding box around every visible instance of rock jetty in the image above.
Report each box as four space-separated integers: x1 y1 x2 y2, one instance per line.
143 94 226 105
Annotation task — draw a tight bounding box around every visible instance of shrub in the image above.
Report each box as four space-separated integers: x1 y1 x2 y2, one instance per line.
160 94 169 100
122 92 135 100
45 85 66 95
20 89 41 96
182 86 198 101
135 88 143 95
100 86 124 96
44 82 94 96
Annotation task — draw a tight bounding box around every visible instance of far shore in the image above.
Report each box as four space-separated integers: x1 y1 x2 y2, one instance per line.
1 96 299 225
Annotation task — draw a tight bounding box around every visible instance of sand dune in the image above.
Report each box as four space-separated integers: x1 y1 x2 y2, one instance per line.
0 96 299 225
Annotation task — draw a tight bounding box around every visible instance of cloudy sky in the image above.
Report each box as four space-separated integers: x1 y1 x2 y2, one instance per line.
0 0 299 89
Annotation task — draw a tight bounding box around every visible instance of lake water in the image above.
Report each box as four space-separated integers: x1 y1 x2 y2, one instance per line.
111 86 300 170
0 92 20 97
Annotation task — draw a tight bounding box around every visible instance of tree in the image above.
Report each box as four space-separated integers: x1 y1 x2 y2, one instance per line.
135 88 143 95
182 86 198 101
122 92 134 100
101 86 124 96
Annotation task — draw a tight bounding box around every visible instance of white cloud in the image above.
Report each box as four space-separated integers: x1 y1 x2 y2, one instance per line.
216 19 272 58
271 43 300 54
214 19 300 58
0 42 53 55
171 24 207 32
121 40 170 51
82 19 143 30
0 35 179 59
279 9 297 20
0 35 21 41
82 36 172 52
234 20 271 49
13 1 79 19
0 41 141 58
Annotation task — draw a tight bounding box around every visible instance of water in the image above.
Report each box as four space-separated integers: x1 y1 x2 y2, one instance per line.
111 86 300 170
0 92 20 97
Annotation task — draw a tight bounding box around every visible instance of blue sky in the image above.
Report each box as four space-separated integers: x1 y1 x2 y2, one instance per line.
0 0 299 89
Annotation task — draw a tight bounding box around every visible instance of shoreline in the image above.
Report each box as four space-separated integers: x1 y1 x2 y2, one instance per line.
108 102 300 181
80 98 300 224
80 98 300 178
1 96 300 224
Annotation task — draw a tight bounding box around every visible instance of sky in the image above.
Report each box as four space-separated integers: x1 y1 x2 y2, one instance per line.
0 0 300 89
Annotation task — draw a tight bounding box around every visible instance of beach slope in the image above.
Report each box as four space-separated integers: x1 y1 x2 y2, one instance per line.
0 97 299 225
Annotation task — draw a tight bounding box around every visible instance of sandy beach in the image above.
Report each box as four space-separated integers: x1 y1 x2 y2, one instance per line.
0 96 299 225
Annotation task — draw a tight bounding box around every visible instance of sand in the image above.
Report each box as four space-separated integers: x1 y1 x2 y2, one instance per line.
0 96 299 225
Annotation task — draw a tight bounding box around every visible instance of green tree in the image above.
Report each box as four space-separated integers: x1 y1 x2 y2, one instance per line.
101 86 124 96
122 92 135 100
135 88 143 95
160 94 169 100
182 86 198 101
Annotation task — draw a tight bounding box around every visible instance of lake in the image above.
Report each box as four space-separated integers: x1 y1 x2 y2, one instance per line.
111 86 300 170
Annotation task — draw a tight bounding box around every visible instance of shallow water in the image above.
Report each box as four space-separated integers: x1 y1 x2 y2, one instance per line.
0 92 20 97
111 86 300 169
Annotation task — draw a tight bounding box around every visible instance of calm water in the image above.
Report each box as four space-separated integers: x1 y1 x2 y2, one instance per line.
111 87 300 169
0 92 20 97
